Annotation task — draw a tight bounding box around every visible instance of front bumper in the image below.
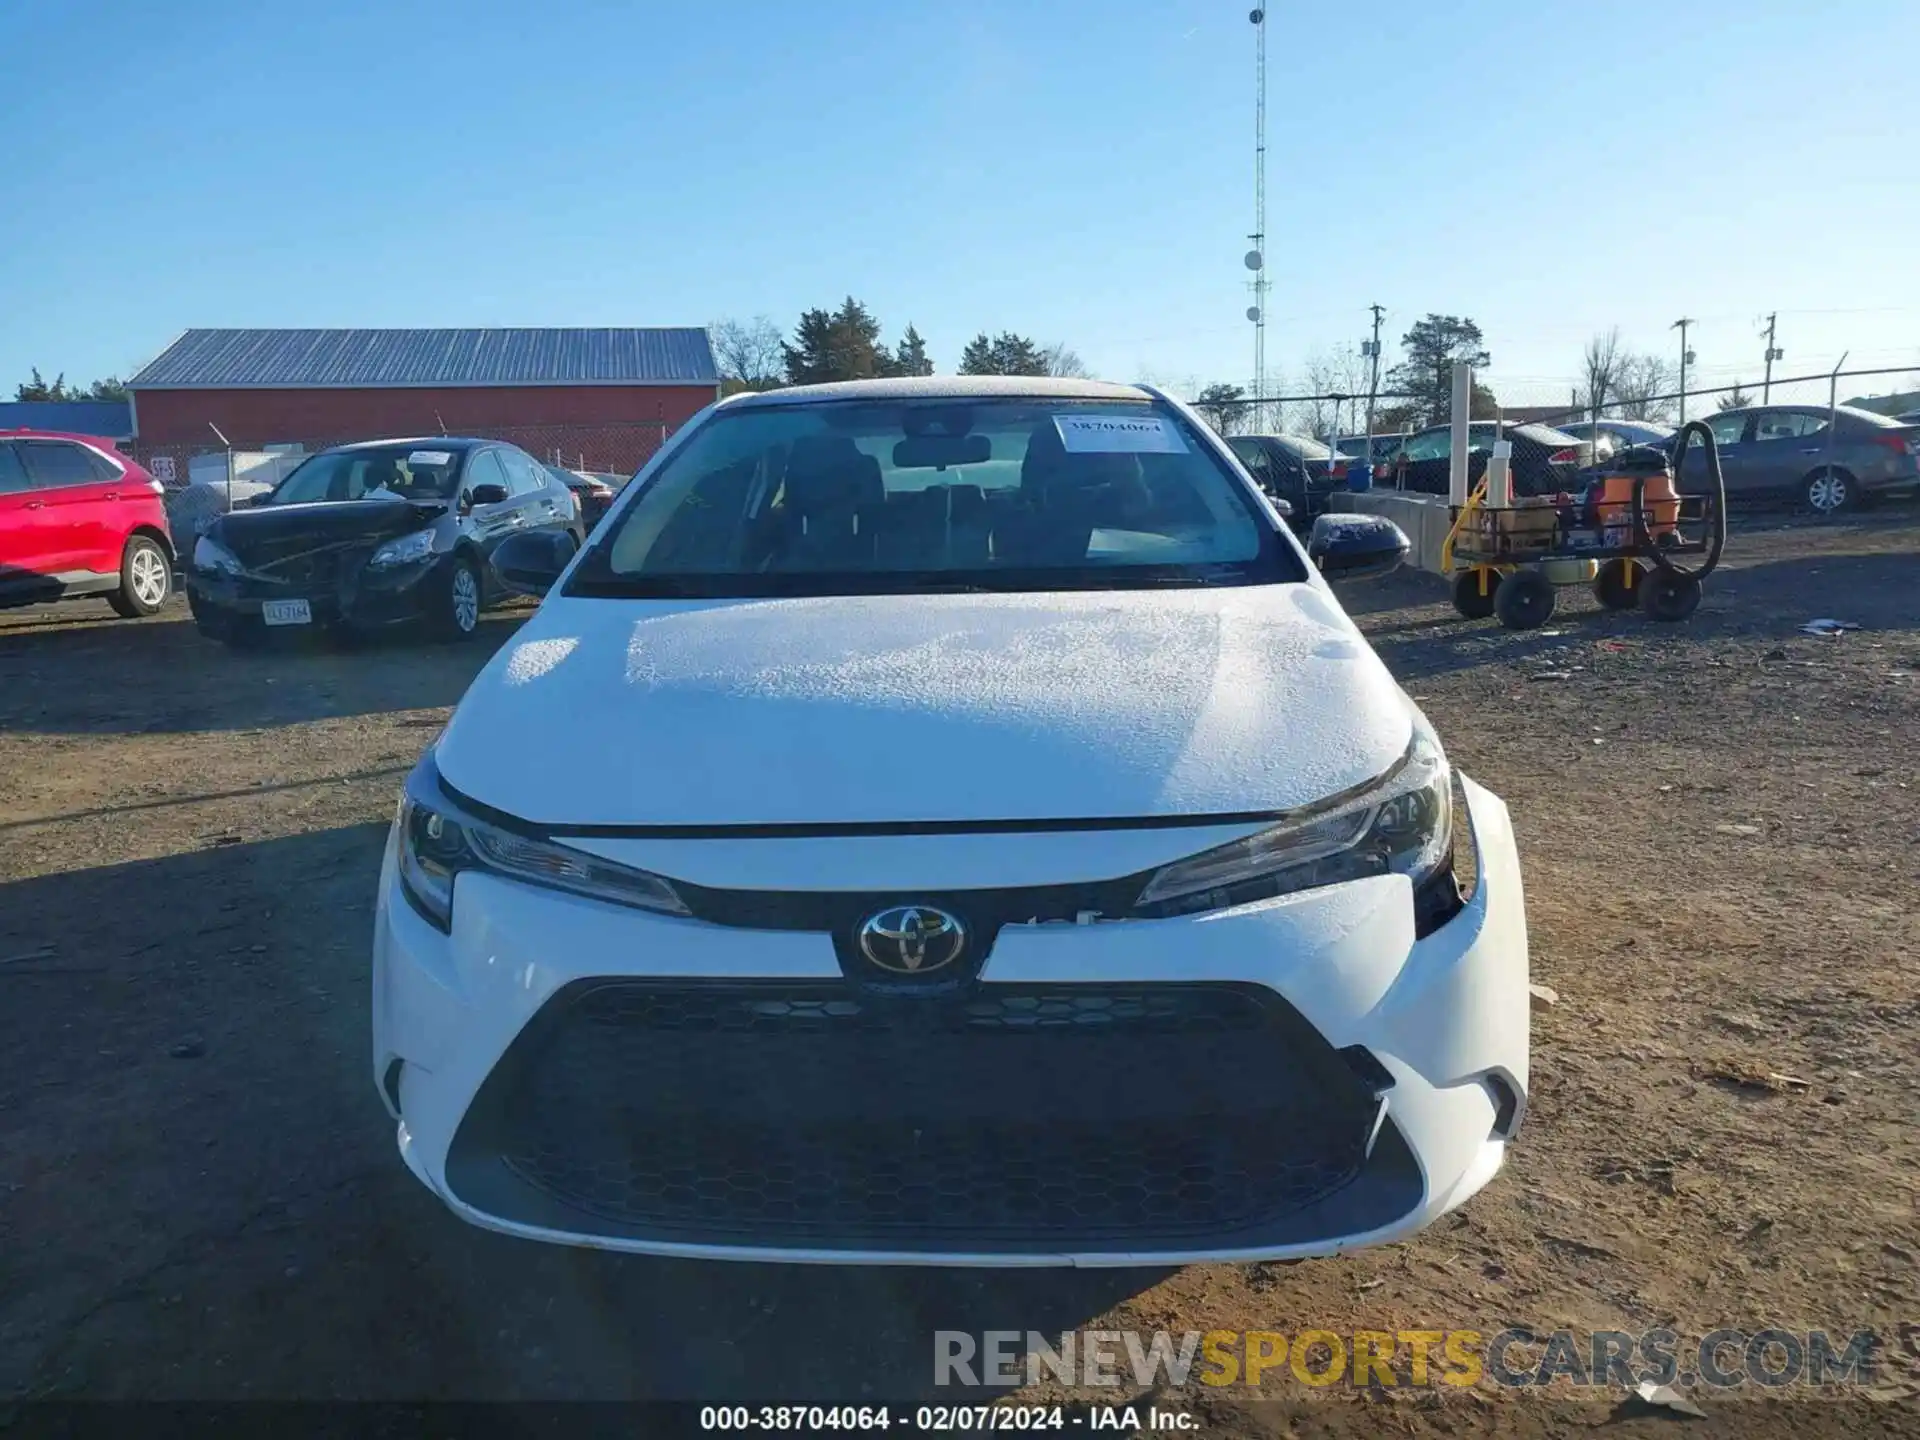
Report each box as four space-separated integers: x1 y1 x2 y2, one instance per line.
186 554 444 628
370 778 1529 1266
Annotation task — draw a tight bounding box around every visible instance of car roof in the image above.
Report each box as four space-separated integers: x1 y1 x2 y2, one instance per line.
326 436 492 453
717 375 1152 408
1415 421 1580 442
1752 402 1899 425
0 427 126 446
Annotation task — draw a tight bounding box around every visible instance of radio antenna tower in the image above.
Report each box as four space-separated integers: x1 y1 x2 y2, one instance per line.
1244 7 1270 430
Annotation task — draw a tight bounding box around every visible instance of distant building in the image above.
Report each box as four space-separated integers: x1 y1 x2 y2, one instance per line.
0 400 135 443
1844 388 1920 416
126 327 720 475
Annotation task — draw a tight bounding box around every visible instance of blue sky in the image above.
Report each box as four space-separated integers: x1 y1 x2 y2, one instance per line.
6 0 1917 408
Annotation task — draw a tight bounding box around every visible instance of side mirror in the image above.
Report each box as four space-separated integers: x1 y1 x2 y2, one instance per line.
468 482 510 508
491 528 578 597
1270 495 1294 519
1308 513 1409 581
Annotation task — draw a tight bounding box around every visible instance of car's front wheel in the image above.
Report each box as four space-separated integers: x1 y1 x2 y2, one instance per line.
108 534 172 617
431 555 483 642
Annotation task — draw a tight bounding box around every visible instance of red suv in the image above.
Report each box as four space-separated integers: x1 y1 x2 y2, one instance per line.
0 430 175 616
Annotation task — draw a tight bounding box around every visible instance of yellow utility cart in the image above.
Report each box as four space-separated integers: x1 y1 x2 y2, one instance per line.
1441 420 1729 631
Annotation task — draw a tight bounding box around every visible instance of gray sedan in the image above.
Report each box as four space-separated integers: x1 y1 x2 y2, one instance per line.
1679 404 1920 513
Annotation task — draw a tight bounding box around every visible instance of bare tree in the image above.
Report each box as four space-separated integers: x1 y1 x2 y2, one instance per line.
1040 342 1092 379
711 316 786 391
1294 349 1373 441
1613 352 1679 422
1575 327 1622 415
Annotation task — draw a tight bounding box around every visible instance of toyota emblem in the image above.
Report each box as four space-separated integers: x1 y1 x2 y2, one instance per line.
857 905 967 975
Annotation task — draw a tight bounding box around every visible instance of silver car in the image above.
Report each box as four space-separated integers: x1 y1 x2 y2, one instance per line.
1680 404 1920 513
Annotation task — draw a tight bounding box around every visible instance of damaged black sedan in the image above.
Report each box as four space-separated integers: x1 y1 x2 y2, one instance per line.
185 438 582 646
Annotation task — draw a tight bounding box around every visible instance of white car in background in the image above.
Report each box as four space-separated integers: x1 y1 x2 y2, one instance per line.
372 376 1530 1266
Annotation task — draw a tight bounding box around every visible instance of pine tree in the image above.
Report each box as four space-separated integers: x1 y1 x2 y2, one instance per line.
891 324 933 377
958 332 1048 376
783 298 889 385
1383 315 1494 426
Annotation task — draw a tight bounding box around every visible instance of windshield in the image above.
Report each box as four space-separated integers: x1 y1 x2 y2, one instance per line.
269 445 463 504
567 398 1300 598
1278 435 1334 461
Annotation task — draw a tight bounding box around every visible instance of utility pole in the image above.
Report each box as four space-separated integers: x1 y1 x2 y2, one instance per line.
1761 313 1782 402
1671 318 1696 424
1362 303 1384 441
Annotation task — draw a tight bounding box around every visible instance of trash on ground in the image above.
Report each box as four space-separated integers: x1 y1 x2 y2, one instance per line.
1799 619 1861 636
1699 1057 1809 1092
1631 1381 1707 1418
1531 671 1575 682
1714 823 1762 836
1529 983 1559 1011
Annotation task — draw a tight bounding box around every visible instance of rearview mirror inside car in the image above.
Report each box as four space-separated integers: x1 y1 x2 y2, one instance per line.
892 434 992 469
1308 513 1410 582
491 529 577 597
468 482 509 508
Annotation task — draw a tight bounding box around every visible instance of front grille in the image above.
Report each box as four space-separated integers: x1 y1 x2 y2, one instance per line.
671 875 1144 932
262 551 342 589
233 541 375 596
446 981 1419 1253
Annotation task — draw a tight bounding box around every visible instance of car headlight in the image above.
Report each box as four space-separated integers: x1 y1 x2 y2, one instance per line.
395 756 688 931
1133 720 1452 918
192 534 244 577
369 528 437 569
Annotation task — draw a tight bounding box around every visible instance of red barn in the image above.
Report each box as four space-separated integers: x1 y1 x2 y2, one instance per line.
126 327 720 479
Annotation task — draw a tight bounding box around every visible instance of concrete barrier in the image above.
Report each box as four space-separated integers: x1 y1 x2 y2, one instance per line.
1327 489 1456 575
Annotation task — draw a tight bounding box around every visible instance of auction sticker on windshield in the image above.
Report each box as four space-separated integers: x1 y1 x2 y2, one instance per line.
1055 414 1188 455
408 450 453 467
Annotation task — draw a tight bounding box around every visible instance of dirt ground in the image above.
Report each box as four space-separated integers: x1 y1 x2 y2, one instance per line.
2 514 1916 1436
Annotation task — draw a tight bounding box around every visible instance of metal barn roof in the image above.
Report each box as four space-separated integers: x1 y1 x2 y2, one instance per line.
128 328 719 389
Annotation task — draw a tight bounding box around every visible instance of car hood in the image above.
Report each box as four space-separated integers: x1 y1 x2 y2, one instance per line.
436 586 1415 828
207 496 445 564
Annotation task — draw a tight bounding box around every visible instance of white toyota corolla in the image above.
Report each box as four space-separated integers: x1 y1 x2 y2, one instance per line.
372 377 1529 1266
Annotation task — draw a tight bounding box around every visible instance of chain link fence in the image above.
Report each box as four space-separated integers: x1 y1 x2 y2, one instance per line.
131 421 684 542
1192 366 1920 503
131 419 678 492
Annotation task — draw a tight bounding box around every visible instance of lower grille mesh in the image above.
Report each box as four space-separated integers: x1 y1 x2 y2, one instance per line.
451 982 1387 1250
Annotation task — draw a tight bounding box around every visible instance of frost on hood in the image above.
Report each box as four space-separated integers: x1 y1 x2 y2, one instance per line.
503 635 580 686
441 588 1412 825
